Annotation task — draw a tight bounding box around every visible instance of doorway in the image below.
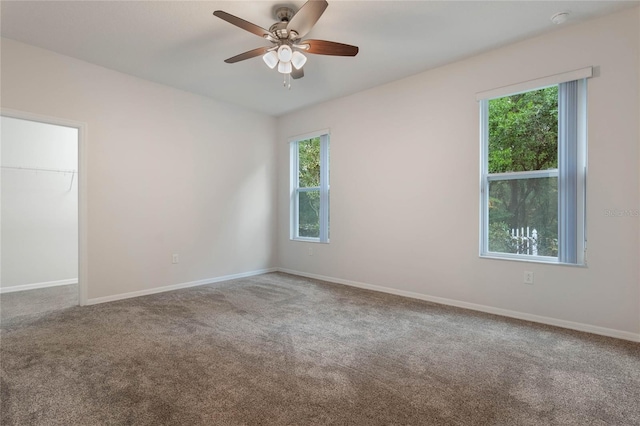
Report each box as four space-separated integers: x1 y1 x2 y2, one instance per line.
1 111 87 320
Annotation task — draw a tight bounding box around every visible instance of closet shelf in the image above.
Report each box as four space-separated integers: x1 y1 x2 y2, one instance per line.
1 166 76 174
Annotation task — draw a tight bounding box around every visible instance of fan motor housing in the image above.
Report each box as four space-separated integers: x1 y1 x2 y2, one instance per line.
270 6 299 40
269 22 299 41
269 22 289 39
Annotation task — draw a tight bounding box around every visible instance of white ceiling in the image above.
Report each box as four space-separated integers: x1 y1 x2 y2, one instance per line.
1 1 637 116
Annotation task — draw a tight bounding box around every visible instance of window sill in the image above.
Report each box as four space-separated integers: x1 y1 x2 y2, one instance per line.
480 253 586 267
291 237 330 244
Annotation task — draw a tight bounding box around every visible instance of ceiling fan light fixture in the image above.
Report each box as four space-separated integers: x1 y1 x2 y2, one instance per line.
291 51 307 70
277 45 293 62
278 60 292 74
214 0 359 86
262 50 279 69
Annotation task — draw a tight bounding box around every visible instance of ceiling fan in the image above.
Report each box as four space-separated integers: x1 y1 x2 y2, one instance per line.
213 0 359 87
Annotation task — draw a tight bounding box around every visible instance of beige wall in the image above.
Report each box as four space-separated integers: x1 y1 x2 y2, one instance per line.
277 9 640 337
1 38 278 300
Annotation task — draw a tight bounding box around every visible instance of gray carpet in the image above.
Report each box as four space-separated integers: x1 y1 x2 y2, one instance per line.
1 273 639 425
0 284 78 323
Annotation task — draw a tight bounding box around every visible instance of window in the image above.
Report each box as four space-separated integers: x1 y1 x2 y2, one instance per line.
479 69 590 264
291 132 329 242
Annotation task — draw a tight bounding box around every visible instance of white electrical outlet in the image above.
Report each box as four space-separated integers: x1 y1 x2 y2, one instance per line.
172 254 179 264
524 271 534 284
308 247 313 256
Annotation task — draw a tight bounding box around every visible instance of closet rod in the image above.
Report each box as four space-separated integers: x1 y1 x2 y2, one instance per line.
1 166 76 174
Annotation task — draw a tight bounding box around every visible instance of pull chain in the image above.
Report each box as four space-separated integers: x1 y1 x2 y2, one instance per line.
282 73 292 90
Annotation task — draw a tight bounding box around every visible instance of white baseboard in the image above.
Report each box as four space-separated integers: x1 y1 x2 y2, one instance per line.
0 279 78 294
86 268 278 305
278 268 640 343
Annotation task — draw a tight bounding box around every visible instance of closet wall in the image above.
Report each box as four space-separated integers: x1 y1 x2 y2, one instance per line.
1 116 78 291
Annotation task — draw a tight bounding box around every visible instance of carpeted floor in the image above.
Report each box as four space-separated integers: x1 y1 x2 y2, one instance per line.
0 284 78 323
1 273 639 425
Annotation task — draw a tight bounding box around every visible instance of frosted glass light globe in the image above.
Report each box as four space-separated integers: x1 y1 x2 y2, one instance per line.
277 45 293 62
262 51 278 69
291 51 307 70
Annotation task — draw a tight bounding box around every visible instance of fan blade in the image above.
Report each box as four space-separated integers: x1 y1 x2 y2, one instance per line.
224 46 271 64
287 0 328 39
213 11 271 38
291 67 304 79
302 40 359 56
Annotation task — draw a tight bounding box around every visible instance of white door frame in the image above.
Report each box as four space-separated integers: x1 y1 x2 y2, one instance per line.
1 108 89 306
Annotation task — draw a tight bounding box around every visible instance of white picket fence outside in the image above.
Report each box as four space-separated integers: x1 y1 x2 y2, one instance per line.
510 227 538 255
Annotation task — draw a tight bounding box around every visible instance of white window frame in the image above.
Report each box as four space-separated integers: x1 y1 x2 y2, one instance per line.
290 130 330 243
478 68 591 265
